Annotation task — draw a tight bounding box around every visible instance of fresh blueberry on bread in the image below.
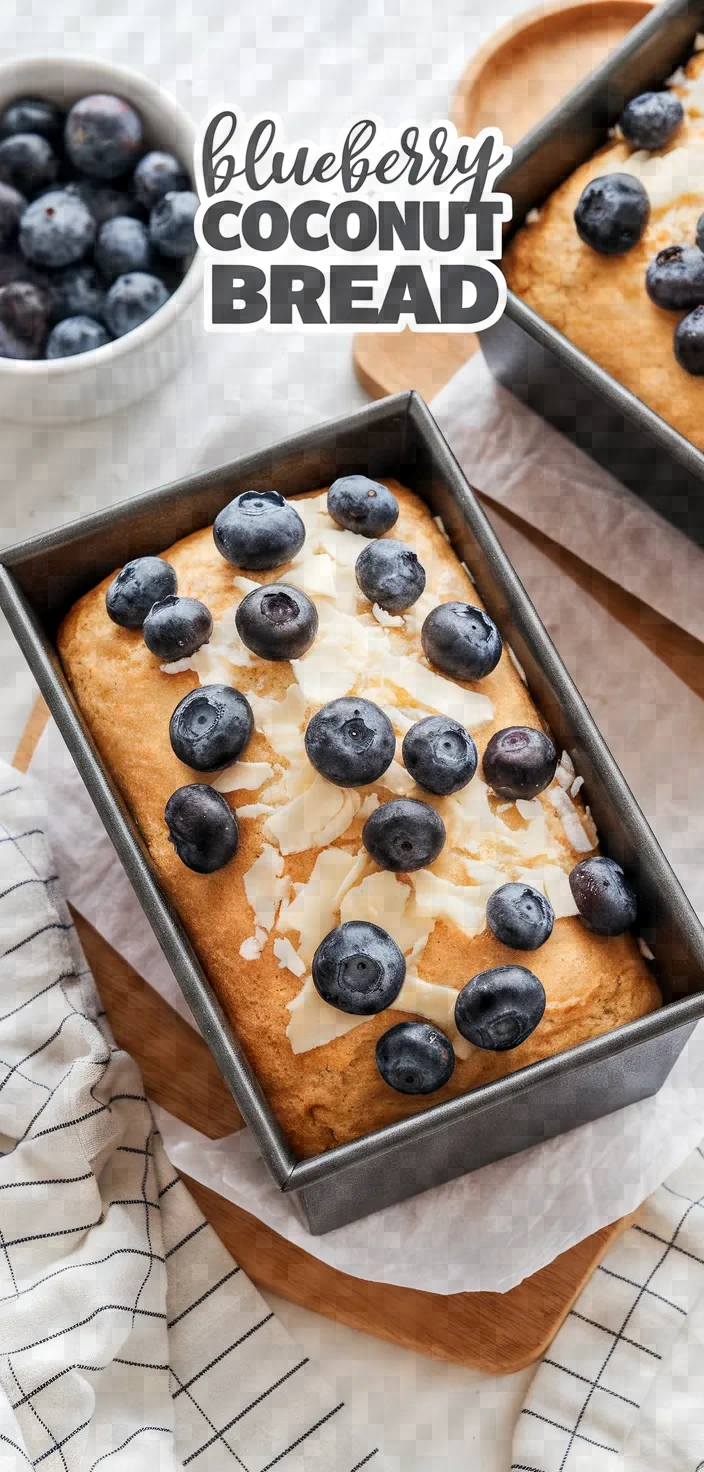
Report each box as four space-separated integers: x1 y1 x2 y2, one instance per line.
376 1020 455 1095
327 474 399 536
213 489 306 570
401 714 477 796
235 583 318 660
169 685 253 772
482 726 557 800
355 538 426 612
164 784 239 874
106 555 177 630
486 882 555 951
304 696 395 786
421 602 502 680
455 965 547 1050
362 797 446 872
312 921 406 1014
569 856 637 935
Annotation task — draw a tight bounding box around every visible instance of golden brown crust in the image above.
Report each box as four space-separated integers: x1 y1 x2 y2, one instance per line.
58 482 660 1157
503 55 704 451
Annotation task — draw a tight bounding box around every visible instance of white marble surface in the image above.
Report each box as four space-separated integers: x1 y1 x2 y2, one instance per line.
0 0 546 1465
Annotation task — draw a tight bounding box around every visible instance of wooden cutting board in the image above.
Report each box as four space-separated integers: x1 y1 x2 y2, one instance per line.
13 695 629 1374
353 0 652 402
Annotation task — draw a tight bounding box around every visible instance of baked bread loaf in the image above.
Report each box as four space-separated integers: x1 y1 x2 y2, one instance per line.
503 53 704 451
58 481 660 1158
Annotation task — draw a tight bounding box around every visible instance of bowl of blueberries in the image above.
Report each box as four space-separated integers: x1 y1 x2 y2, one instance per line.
0 55 203 421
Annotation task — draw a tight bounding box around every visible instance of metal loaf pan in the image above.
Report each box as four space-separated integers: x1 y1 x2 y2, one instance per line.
2 391 704 1234
481 0 704 545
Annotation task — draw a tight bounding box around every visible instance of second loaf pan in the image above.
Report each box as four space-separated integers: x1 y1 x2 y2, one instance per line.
481 0 704 546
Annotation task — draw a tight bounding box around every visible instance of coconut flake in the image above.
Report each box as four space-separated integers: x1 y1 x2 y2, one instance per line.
212 760 275 794
638 936 655 961
236 802 275 820
243 843 290 935
273 936 306 977
372 602 405 629
570 775 584 798
556 750 576 789
264 774 361 855
547 785 596 853
239 926 268 961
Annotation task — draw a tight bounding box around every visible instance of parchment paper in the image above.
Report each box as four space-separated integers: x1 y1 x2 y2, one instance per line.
28 356 704 1294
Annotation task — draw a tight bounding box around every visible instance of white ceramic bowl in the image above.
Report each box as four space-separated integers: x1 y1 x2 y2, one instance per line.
0 56 204 423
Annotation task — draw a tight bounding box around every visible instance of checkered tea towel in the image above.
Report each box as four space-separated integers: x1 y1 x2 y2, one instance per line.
0 762 378 1472
512 1142 704 1470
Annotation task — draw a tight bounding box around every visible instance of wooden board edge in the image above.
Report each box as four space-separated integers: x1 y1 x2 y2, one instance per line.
13 694 49 774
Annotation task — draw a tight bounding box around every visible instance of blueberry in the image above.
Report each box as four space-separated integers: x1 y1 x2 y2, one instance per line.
0 133 57 196
674 305 704 375
106 555 177 629
455 965 546 1050
49 263 105 323
0 280 50 353
213 490 305 571
165 783 238 874
103 271 169 337
483 726 557 800
95 215 150 281
0 182 26 248
0 251 48 292
486 882 554 950
327 474 399 537
133 150 189 210
0 322 37 359
697 214 704 256
362 796 446 871
65 94 143 180
645 245 704 310
170 684 253 772
569 855 637 935
401 715 477 796
0 97 64 145
304 696 395 787
620 91 683 151
355 538 426 612
574 174 649 255
376 1020 455 1094
45 314 111 358
149 190 198 258
312 920 405 1014
19 189 95 268
235 583 318 660
421 602 502 681
142 595 213 660
69 178 141 226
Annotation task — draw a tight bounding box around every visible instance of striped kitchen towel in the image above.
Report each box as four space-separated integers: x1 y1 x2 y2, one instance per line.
0 762 378 1472
512 1134 704 1470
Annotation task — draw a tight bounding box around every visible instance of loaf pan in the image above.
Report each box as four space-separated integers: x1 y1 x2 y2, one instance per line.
481 0 704 546
2 390 704 1234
